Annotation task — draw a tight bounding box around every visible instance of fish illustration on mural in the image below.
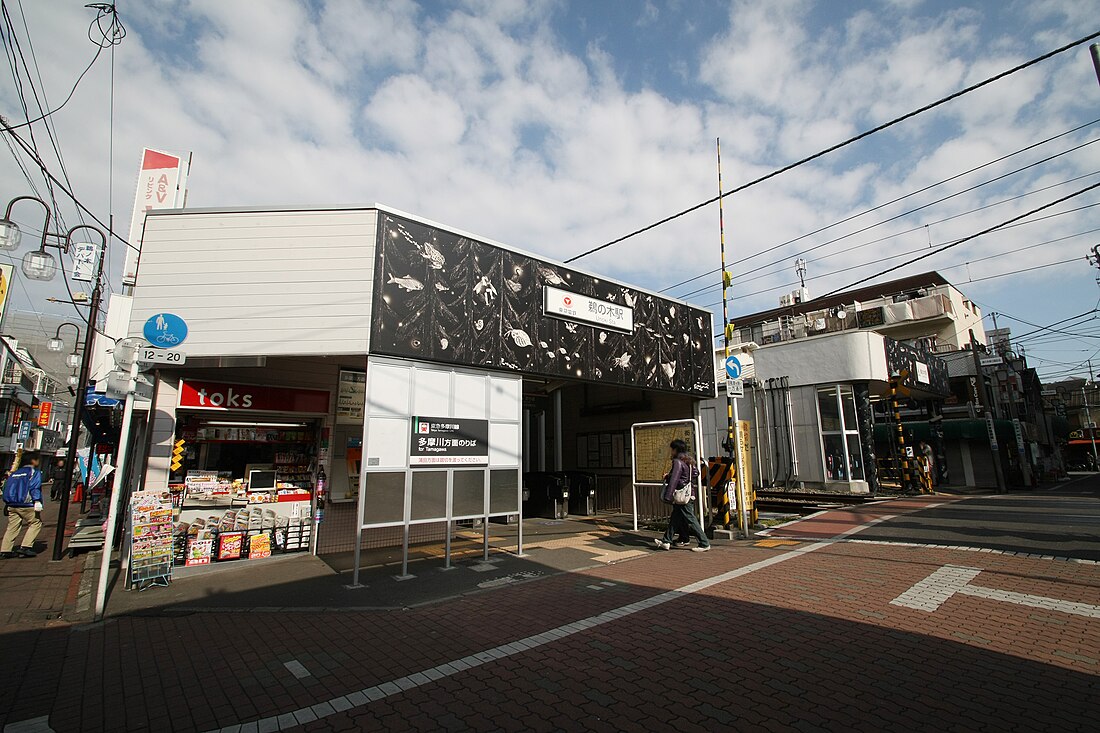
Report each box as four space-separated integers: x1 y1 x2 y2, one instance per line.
419 240 446 269
661 362 676 381
388 275 424 291
537 265 565 286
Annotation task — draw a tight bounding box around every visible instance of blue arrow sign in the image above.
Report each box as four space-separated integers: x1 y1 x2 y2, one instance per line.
724 355 742 379
143 313 188 349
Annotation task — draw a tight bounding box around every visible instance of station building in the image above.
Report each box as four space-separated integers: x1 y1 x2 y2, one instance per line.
118 204 716 561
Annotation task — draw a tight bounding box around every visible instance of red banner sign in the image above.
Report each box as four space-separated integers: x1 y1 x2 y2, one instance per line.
178 380 330 414
36 401 52 427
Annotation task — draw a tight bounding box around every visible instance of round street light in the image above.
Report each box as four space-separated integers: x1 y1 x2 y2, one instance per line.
21 247 58 281
48 323 82 353
67 352 81 369
0 218 22 251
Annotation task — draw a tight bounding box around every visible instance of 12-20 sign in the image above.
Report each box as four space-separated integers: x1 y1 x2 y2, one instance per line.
136 347 187 365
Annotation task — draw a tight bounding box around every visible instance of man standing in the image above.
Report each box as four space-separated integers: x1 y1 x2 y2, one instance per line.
1 452 44 559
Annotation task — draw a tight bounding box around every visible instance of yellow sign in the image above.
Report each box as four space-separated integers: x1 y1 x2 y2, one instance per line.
631 421 698 484
0 263 12 326
170 439 186 472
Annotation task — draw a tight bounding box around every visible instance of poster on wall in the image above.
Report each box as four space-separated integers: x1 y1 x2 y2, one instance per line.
336 370 366 424
410 416 489 465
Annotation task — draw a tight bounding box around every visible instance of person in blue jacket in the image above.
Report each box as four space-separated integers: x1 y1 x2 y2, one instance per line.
2 452 43 559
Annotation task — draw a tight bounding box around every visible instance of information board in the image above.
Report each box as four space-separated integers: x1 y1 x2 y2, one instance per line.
631 420 698 484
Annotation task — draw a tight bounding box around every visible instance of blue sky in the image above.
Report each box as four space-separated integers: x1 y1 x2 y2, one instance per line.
1 0 1098 382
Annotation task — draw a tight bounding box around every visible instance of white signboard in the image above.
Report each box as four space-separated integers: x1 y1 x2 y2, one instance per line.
543 286 633 333
70 240 101 282
336 369 366 424
985 413 998 450
136 347 187 365
979 356 1002 367
726 378 744 397
914 361 930 384
124 148 189 286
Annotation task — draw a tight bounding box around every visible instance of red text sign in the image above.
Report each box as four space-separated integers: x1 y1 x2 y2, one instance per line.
178 380 330 413
37 401 52 427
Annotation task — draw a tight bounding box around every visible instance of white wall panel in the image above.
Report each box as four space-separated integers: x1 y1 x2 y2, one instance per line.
489 423 521 467
365 417 410 468
128 209 376 357
413 369 451 416
454 373 487 419
490 377 521 421
368 363 410 416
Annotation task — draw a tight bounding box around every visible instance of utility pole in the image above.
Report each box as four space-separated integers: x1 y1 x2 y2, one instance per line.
970 329 1007 492
1086 359 1099 469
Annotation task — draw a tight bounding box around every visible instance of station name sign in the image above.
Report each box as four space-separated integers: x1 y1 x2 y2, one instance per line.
543 286 634 334
410 416 489 465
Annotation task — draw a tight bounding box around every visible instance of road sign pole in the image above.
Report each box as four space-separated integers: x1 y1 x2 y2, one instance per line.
94 360 140 619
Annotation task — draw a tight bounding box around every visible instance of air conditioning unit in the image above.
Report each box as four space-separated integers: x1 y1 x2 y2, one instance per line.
779 294 793 307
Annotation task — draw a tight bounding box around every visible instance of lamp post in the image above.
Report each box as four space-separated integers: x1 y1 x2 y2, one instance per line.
0 195 107 561
1083 383 1099 470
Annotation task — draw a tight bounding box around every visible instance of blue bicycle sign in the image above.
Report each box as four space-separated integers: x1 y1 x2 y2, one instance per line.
143 313 188 348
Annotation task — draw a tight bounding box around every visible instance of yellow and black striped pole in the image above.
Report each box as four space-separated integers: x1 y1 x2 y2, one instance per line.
890 376 912 492
717 138 738 530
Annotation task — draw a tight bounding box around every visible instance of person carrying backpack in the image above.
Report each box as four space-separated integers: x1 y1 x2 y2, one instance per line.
654 439 710 552
2 452 44 559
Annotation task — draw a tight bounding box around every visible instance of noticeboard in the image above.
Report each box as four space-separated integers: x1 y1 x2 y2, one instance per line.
631 420 699 485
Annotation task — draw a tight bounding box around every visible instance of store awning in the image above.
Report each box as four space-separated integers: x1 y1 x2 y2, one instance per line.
874 418 1022 443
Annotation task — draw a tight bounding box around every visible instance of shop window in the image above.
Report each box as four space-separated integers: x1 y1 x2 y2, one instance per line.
489 469 519 514
411 471 447 521
363 472 405 525
452 469 486 518
817 385 864 482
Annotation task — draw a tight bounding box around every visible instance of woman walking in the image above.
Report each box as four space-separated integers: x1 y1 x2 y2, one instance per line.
654 439 710 552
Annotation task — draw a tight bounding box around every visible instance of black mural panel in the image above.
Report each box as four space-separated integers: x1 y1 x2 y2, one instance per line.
883 338 950 397
371 214 715 397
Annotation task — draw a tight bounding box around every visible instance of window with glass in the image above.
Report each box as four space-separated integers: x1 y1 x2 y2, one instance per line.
816 385 865 482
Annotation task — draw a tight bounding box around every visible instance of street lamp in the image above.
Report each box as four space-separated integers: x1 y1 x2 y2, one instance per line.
1084 382 1099 470
47 322 82 353
1 194 107 561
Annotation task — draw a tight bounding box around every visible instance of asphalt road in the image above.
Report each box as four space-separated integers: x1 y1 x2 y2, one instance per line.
855 474 1100 560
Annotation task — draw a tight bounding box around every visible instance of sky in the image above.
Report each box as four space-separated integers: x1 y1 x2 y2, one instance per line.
1 0 1098 384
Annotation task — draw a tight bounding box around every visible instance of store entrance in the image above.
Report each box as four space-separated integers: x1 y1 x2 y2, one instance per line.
171 413 320 565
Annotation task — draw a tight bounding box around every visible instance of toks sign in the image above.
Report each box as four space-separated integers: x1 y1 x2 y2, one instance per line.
178 380 329 413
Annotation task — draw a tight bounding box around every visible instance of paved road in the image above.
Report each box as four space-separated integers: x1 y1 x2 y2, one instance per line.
851 476 1100 561
0 496 1096 733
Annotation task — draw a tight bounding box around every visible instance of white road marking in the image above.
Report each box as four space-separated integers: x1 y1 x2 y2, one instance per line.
3 716 54 733
891 565 1100 619
211 540 832 733
283 660 312 679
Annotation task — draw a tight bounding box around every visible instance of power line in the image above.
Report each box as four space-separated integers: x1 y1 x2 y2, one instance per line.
680 168 1100 302
818 181 1100 299
566 29 1100 264
663 120 1100 295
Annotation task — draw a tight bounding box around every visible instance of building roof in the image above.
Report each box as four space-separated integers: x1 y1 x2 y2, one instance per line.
731 271 953 327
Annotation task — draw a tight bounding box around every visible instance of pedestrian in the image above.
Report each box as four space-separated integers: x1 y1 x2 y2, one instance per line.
654 439 710 552
1 452 44 559
50 459 65 501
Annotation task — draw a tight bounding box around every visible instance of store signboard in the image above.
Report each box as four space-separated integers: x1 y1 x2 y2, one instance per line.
410 416 489 465
179 380 330 413
0 263 12 326
37 401 52 427
336 370 366 424
124 147 189 286
70 240 101 282
543 285 634 333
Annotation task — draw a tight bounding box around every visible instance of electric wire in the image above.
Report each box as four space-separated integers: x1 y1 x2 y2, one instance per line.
663 118 1100 295
566 29 1100 264
679 166 1100 301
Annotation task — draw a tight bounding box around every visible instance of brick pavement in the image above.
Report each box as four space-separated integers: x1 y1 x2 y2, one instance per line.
0 495 88 632
0 496 1097 732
